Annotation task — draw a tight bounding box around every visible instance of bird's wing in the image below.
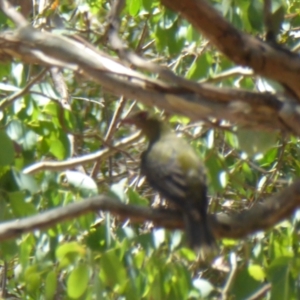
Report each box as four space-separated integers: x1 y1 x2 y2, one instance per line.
141 142 190 207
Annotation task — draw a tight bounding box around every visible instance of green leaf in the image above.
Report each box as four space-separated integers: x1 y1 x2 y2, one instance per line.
248 1 263 31
0 240 18 259
187 53 212 80
56 242 86 267
63 108 76 131
12 63 24 86
29 120 55 136
127 0 141 16
222 0 232 16
231 267 263 299
269 4 285 37
248 264 265 281
85 226 107 252
0 130 14 166
12 169 39 194
171 264 191 299
257 147 278 166
67 264 90 298
178 248 197 262
26 273 41 295
45 270 57 300
142 0 152 11
236 128 277 157
43 102 60 118
47 130 70 159
9 191 37 217
6 119 26 143
155 20 185 55
148 266 163 299
193 278 214 298
152 228 166 249
186 24 201 42
6 120 37 150
222 239 238 246
162 8 178 29
169 115 190 125
267 257 292 300
99 249 127 291
65 170 98 197
24 265 42 294
225 131 239 149
22 130 38 151
269 229 293 259
0 10 9 28
169 230 182 251
205 150 225 192
110 178 127 202
127 188 148 206
56 242 86 259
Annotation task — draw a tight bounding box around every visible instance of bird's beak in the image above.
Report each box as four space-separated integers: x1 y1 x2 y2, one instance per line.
120 118 131 125
120 115 137 125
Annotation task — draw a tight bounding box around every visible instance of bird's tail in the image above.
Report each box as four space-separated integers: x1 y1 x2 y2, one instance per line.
183 211 217 257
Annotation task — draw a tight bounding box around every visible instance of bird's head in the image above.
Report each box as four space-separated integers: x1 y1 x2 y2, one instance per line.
121 111 169 142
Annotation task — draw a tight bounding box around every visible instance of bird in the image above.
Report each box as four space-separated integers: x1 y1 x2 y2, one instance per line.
122 111 216 255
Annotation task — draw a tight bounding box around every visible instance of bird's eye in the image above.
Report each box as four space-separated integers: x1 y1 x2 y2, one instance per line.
138 111 148 120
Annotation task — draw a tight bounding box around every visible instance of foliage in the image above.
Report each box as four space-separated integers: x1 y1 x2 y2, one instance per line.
0 0 300 299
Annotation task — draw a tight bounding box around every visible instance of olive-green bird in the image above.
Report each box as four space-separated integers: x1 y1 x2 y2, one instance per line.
122 111 216 253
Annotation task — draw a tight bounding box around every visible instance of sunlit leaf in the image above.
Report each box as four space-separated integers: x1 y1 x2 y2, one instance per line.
45 270 57 300
193 278 214 298
65 170 98 196
67 264 90 298
12 169 39 194
248 264 265 282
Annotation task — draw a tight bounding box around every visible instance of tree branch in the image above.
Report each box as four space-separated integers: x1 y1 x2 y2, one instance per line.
161 0 300 100
0 25 299 134
0 0 28 27
0 67 48 110
23 132 142 175
0 180 299 242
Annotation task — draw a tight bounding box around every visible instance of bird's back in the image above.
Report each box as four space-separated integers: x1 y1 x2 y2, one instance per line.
141 131 207 212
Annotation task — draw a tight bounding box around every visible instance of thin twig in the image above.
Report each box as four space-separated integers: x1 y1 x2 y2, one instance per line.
0 0 28 27
245 283 271 300
0 68 49 111
0 261 7 298
221 253 238 299
91 96 127 178
23 131 141 175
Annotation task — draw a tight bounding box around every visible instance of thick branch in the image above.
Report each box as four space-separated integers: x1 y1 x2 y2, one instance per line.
0 2 300 133
0 180 299 242
0 26 299 134
161 0 300 100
